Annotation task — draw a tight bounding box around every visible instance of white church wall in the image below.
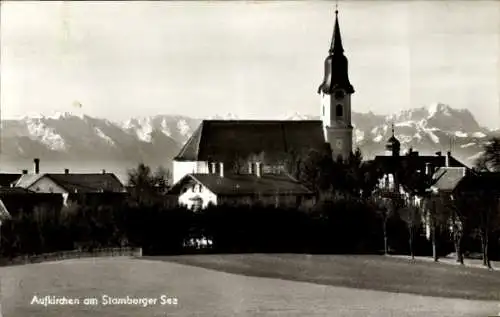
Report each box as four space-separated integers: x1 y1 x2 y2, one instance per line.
173 161 211 185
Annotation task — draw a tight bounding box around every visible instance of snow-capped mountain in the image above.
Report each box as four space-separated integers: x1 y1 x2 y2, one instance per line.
285 103 493 164
1 113 185 175
0 103 495 177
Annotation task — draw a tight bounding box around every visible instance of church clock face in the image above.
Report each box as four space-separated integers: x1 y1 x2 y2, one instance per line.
334 90 345 100
336 139 343 150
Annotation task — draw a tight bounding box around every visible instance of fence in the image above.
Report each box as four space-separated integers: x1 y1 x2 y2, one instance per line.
0 247 142 266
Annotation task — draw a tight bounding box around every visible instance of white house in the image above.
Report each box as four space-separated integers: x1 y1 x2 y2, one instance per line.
169 162 315 211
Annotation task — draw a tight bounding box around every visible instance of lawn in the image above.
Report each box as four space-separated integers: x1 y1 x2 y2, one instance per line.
0 255 498 317
148 253 500 301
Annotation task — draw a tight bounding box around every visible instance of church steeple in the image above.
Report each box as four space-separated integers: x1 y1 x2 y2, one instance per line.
319 5 354 162
329 9 344 55
318 8 354 95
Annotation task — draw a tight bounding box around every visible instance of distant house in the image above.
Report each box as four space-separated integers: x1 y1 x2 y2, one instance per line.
13 170 126 207
373 126 468 194
169 164 315 211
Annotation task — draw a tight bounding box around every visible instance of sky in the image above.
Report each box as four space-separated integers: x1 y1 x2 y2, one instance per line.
1 1 499 129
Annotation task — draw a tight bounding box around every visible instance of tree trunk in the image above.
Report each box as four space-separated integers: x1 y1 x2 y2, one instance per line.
454 230 464 265
480 230 491 269
383 218 388 255
409 225 414 261
431 224 438 262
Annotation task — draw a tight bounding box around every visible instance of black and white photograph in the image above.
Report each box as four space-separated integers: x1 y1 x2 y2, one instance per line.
0 0 499 316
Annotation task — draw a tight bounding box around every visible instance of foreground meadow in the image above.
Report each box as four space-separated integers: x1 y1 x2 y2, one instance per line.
0 255 498 316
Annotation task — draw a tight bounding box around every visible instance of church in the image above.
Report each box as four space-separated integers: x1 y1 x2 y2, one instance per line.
169 9 355 210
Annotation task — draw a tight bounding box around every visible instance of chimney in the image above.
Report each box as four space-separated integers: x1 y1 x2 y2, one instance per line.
211 162 217 175
64 169 69 174
255 162 262 178
446 151 451 167
22 169 28 175
425 163 431 176
435 151 442 157
102 169 106 175
33 158 40 174
248 162 254 175
219 162 224 177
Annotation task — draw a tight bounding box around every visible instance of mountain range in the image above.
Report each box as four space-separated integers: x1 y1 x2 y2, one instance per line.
0 103 497 181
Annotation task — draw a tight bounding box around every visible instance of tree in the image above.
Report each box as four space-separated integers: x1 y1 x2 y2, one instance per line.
443 192 472 265
297 147 335 198
452 171 500 269
371 193 402 255
475 137 500 172
127 163 171 206
153 165 172 192
397 160 442 261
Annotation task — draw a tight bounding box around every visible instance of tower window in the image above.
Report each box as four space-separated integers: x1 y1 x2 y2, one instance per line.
336 104 343 117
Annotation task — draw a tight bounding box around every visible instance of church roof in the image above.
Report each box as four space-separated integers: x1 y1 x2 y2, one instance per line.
174 120 327 162
170 173 313 196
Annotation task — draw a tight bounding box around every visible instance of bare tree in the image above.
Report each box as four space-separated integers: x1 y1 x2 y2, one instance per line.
371 193 402 255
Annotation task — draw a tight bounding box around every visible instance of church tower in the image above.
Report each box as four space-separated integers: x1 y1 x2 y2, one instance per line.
318 8 354 161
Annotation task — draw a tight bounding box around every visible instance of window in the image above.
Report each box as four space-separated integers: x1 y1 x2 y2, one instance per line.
336 104 343 117
322 106 325 116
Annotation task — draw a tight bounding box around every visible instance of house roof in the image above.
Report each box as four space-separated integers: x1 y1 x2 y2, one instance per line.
373 153 467 172
0 187 34 195
14 173 125 193
0 174 21 187
432 167 467 191
174 120 327 163
169 173 314 196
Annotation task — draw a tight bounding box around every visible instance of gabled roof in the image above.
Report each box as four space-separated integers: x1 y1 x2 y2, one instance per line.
432 167 467 191
169 173 313 196
373 153 467 171
14 173 125 193
0 174 22 187
174 120 326 162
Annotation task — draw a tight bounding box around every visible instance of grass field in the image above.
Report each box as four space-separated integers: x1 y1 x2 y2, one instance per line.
152 253 500 301
0 255 498 317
